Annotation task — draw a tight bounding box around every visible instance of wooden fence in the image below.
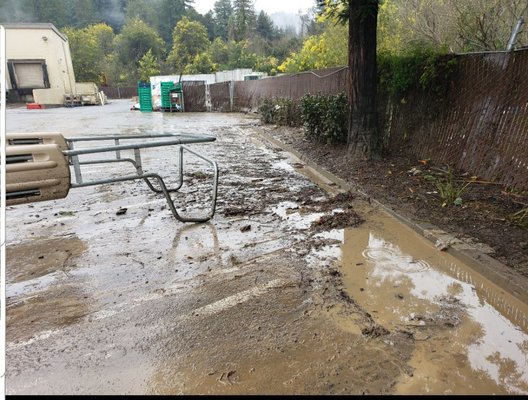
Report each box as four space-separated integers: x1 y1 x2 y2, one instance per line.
102 50 528 189
205 51 528 190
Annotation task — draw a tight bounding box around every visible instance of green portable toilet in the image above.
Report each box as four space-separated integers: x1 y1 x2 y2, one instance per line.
137 81 152 112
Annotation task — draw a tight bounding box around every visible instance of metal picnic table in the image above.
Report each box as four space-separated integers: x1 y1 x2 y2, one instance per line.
6 132 219 223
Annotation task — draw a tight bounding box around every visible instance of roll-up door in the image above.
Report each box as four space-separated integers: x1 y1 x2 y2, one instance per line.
14 63 46 88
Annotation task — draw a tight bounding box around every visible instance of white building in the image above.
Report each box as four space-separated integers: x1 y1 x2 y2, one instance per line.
149 69 267 109
1 23 76 105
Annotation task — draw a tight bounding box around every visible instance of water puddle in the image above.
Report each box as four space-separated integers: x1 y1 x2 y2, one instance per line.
272 201 344 231
7 284 90 343
336 211 528 394
5 236 89 343
6 236 86 284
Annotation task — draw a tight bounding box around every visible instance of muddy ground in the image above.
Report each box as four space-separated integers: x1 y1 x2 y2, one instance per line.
258 124 528 277
4 101 528 395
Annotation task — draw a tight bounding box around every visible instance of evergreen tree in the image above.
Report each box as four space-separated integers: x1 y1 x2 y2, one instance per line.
213 0 232 41
318 0 381 158
256 10 275 41
158 0 195 45
93 0 128 32
29 0 69 27
0 0 36 23
114 18 165 66
202 10 216 41
125 0 159 29
69 0 98 28
231 0 255 41
138 49 161 81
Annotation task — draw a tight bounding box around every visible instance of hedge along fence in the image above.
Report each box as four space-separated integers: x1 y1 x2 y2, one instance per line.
258 94 348 144
227 50 528 190
258 97 302 127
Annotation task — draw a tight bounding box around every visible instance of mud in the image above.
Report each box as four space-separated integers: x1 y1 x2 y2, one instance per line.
339 212 528 394
4 101 528 395
6 236 86 283
261 124 528 276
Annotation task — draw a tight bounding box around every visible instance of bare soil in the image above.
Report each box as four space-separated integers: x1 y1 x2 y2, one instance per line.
257 124 528 278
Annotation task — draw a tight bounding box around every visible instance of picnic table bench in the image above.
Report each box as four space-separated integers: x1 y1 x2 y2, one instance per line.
5 132 218 223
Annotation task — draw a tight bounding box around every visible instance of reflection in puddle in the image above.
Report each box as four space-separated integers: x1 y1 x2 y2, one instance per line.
334 211 528 394
272 201 344 231
362 235 430 273
305 229 344 269
272 160 296 172
272 201 326 230
7 272 61 298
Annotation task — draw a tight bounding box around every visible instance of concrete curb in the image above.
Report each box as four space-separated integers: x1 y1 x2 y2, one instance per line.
256 129 528 304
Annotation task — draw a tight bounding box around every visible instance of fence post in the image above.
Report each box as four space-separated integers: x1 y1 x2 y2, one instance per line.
229 81 234 112
205 84 211 112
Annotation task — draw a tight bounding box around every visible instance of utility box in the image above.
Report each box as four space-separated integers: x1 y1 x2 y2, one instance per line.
243 74 259 81
137 81 152 112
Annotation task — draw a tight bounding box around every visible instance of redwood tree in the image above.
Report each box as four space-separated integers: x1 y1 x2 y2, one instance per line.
318 0 381 158
348 0 380 158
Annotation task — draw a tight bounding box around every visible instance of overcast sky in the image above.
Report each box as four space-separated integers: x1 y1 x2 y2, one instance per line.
193 0 316 15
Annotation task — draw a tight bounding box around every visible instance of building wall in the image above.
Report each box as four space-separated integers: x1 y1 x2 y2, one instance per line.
215 68 253 83
3 24 76 103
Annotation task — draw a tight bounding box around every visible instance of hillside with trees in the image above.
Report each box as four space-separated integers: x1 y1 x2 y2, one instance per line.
1 0 526 87
0 0 306 85
281 0 528 74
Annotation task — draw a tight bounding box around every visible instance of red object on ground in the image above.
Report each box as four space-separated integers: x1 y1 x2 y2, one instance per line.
26 103 44 109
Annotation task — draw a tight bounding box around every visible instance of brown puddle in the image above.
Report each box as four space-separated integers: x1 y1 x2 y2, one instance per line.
6 236 86 283
336 210 528 395
7 284 90 343
6 236 89 343
144 280 412 395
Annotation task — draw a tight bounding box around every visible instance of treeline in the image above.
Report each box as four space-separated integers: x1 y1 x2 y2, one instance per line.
281 0 528 74
0 0 314 85
4 0 524 88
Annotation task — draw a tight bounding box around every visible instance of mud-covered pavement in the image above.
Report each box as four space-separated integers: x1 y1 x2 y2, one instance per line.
5 100 528 395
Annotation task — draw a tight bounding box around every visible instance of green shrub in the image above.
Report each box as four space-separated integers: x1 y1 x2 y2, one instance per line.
300 92 348 145
424 166 470 207
259 98 275 124
377 46 458 99
258 97 302 127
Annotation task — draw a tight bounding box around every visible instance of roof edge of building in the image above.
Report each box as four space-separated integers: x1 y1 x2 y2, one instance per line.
0 22 68 42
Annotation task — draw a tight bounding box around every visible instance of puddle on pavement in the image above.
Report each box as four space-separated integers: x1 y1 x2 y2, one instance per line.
334 210 528 395
272 201 327 230
144 275 412 395
6 236 86 284
6 236 89 343
7 284 90 344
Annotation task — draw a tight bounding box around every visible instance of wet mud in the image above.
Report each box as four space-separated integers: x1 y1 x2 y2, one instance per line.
4 101 528 395
338 212 528 394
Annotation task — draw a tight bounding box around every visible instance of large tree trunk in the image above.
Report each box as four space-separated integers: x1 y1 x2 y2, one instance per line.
347 0 380 159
